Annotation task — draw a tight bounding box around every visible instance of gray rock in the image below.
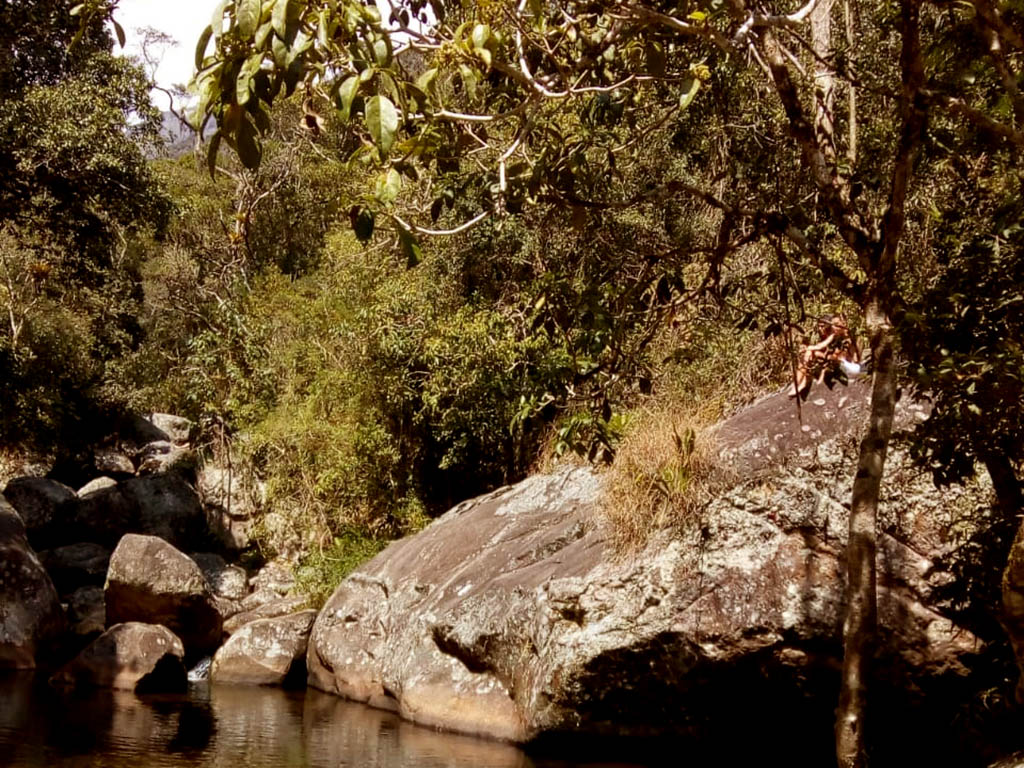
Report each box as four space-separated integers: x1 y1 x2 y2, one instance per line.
197 463 261 550
224 595 308 635
239 587 279 612
211 609 317 685
136 441 195 476
308 383 986 742
70 474 207 550
105 534 223 657
0 496 65 668
249 559 295 596
77 477 117 497
191 552 249 600
49 622 186 692
94 450 134 477
121 414 171 446
148 413 193 445
2 477 76 548
38 542 111 595
66 585 106 643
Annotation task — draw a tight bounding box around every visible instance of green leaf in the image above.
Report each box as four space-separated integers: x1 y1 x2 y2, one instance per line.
335 76 359 122
644 40 665 76
272 0 298 43
255 20 274 48
195 25 214 69
350 206 375 242
249 101 272 134
237 0 260 38
374 168 402 204
398 225 422 268
206 131 221 179
678 77 700 110
458 64 478 100
285 29 312 66
112 19 126 48
317 8 330 48
471 23 490 51
210 0 230 37
236 54 263 105
416 67 438 94
373 38 391 67
365 94 399 155
236 115 261 170
271 35 288 67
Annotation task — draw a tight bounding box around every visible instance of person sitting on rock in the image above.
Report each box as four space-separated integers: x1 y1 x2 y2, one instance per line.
787 314 862 399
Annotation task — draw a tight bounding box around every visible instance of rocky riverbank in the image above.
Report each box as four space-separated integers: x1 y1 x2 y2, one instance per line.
1 389 1020 765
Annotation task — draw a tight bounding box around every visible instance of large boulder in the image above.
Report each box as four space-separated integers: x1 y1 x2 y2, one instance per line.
105 534 222 657
197 462 260 551
211 609 317 685
2 477 76 549
49 622 186 692
38 542 111 595
0 496 65 668
148 413 193 445
308 382 987 749
69 474 208 550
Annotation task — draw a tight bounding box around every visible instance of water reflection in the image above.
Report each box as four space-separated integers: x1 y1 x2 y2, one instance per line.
0 674 621 768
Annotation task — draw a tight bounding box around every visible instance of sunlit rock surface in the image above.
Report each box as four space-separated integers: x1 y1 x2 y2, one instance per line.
309 381 987 743
49 622 186 692
212 609 317 685
105 534 223 657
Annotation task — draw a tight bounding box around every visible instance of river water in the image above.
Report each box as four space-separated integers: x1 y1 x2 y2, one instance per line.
0 673 651 768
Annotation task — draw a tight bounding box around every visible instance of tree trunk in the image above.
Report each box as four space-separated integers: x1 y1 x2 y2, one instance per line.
987 454 1024 701
835 302 897 768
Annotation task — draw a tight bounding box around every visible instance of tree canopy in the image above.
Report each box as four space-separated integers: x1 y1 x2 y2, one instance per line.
0 0 171 446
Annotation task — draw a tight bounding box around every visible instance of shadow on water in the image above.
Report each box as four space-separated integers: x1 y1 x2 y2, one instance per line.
1 673 642 768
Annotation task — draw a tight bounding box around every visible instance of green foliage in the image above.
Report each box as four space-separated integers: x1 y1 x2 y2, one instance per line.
294 528 388 607
901 207 1024 485
0 4 171 447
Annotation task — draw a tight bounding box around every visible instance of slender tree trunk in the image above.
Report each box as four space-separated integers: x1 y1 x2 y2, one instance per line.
811 0 837 163
835 300 897 768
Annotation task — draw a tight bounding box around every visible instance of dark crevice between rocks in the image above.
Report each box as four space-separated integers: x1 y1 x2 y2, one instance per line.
135 655 187 694
282 656 308 690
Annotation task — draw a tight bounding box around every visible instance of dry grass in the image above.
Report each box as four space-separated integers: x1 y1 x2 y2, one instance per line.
600 403 735 554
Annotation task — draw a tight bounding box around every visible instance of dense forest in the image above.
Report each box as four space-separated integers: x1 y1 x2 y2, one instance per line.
1 0 1023 765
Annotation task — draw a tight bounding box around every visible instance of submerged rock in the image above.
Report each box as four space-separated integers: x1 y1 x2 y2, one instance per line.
212 609 317 685
0 496 65 668
49 622 186 692
308 382 986 744
105 534 222 657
